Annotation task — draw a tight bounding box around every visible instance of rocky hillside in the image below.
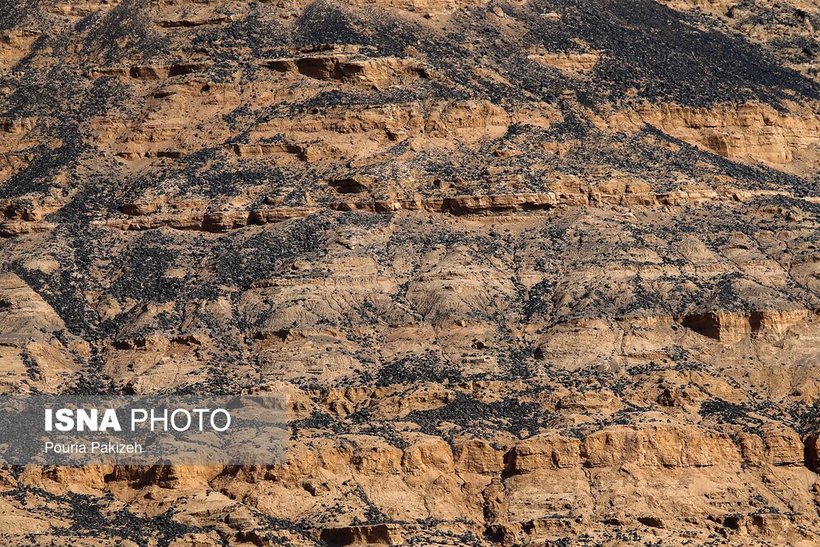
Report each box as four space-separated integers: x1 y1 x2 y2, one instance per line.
0 0 819 545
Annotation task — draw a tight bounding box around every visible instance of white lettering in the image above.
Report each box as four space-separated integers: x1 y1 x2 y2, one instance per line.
211 408 231 432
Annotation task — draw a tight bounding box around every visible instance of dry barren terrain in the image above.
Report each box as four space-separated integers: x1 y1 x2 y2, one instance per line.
0 0 819 545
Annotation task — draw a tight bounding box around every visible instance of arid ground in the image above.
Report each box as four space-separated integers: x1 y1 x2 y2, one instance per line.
0 0 818 545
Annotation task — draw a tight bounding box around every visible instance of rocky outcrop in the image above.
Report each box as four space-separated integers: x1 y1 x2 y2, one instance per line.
505 433 580 473
0 274 79 392
91 62 212 81
320 524 404 546
0 0 817 544
806 434 820 472
739 426 806 467
581 425 742 468
611 102 820 175
265 54 429 86
679 309 810 343
0 273 66 344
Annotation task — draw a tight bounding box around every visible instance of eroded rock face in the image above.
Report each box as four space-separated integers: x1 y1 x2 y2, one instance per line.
610 102 820 174
0 0 818 545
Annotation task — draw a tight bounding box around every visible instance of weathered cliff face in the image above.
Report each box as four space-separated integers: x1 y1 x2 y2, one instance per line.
658 0 818 79
0 0 818 545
